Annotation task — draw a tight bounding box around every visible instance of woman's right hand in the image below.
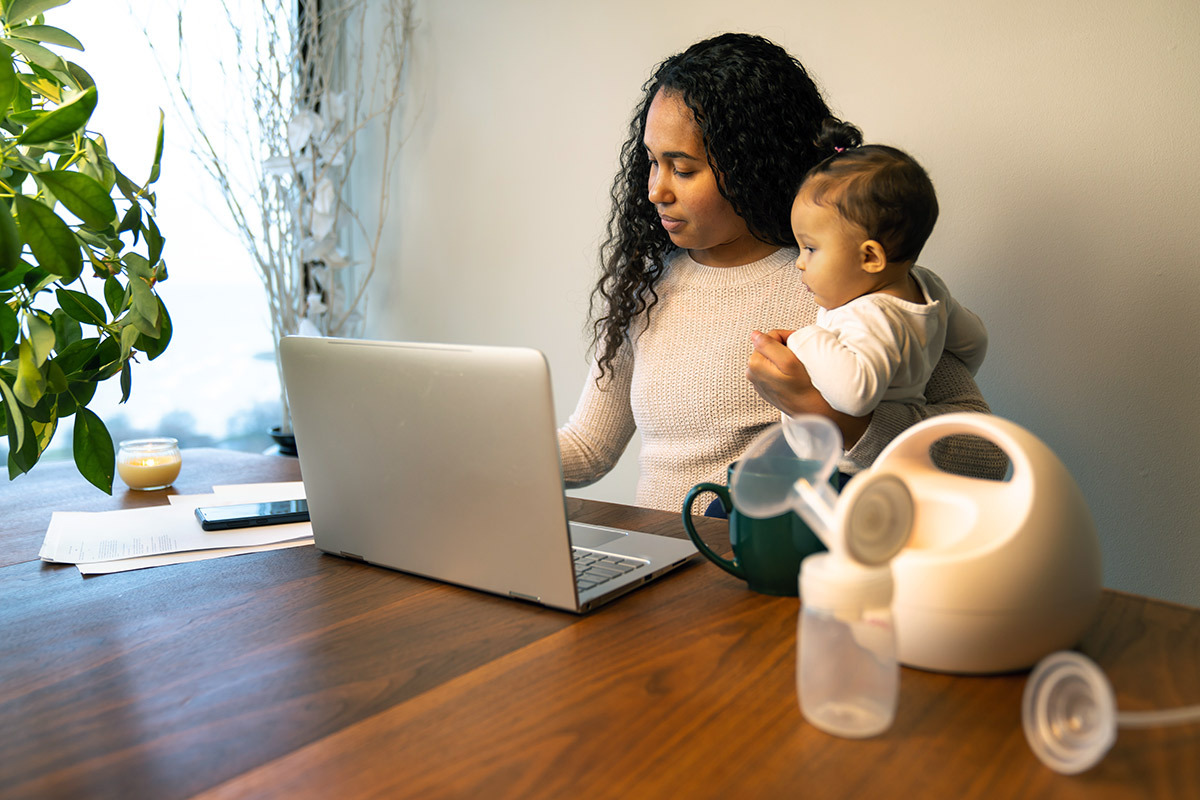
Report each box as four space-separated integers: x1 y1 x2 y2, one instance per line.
747 329 872 446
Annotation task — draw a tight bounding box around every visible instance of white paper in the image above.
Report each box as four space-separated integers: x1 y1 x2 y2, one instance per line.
41 481 312 566
212 481 306 501
77 538 313 575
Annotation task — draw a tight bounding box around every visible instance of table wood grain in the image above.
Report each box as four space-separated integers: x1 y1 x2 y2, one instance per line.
1 450 1196 799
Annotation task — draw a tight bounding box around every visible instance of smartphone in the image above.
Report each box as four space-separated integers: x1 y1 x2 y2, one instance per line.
195 499 310 531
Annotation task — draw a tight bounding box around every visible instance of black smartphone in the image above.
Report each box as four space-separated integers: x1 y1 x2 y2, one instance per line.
194 499 310 531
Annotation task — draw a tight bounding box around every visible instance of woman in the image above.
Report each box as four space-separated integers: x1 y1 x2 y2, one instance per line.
557 33 1000 513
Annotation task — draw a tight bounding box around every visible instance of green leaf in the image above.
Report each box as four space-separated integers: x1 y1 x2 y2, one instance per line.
9 25 83 50
55 287 106 325
127 285 157 330
118 359 130 403
17 84 96 145
82 137 115 191
14 337 44 406
65 376 94 408
1 37 66 74
11 73 30 113
23 264 53 293
16 71 61 103
118 318 139 357
136 297 171 360
6 0 70 24
65 61 94 92
102 275 124 316
26 310 53 364
7 415 37 478
124 254 158 326
87 334 118 378
0 261 30 291
144 214 163 265
0 373 23 451
33 412 56 455
14 194 81 281
72 405 113 494
51 336 98 375
0 198 20 274
116 202 140 234
22 387 51 421
0 299 16 351
49 305 78 348
113 167 145 204
0 55 17 115
44 357 65 392
123 251 150 280
148 110 164 184
37 170 116 229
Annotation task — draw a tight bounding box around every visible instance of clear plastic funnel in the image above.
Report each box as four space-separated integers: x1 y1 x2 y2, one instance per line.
729 416 842 533
1022 650 1200 775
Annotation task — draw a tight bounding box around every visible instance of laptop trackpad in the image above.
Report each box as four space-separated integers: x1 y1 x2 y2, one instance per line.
569 522 627 549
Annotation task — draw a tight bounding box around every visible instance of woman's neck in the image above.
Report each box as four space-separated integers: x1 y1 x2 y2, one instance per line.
687 236 780 268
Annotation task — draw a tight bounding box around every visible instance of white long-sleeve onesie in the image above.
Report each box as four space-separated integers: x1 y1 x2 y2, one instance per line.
786 266 987 417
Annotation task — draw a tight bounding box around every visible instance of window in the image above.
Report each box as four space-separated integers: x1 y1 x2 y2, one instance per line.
37 2 285 461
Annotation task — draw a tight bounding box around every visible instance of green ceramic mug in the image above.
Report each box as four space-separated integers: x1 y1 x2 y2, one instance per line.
681 463 832 596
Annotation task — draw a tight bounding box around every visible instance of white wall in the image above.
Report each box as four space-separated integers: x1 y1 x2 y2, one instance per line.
364 0 1200 607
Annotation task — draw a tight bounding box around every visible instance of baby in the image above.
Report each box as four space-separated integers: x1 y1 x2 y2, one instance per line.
786 121 986 417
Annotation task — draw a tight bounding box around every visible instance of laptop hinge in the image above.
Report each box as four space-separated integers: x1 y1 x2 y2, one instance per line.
340 551 366 561
508 590 542 604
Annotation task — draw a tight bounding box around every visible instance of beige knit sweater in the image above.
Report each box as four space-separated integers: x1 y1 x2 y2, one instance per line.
557 248 998 513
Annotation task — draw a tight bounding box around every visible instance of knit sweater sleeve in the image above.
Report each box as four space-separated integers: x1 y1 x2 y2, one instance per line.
844 350 1009 479
557 343 637 488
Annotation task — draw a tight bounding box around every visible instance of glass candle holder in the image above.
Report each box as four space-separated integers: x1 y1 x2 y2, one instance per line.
116 438 182 490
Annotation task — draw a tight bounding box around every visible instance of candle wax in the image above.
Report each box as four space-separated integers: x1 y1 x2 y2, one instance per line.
117 454 182 490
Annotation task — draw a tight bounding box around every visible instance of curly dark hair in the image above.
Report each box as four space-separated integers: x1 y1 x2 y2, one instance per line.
588 33 839 380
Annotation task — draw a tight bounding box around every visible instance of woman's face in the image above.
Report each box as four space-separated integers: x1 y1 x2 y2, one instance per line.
644 89 775 268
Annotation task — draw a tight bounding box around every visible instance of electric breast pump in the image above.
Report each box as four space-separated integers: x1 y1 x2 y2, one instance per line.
731 412 1103 675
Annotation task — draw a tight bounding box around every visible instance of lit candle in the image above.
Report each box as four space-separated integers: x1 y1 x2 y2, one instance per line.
116 438 182 490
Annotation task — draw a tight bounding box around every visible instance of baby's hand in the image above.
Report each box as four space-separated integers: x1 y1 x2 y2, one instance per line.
753 328 795 346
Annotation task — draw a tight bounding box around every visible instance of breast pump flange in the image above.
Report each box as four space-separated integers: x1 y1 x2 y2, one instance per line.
731 412 1104 675
1023 649 1200 775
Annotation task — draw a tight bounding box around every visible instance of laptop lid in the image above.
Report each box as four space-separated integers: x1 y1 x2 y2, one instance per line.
279 336 694 612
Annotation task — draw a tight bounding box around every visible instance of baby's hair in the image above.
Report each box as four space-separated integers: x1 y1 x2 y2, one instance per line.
800 119 938 264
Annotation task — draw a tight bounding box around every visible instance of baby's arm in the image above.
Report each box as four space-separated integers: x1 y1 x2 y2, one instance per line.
786 305 906 417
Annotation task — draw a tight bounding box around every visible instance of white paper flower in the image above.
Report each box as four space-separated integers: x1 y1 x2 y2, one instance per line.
263 154 293 176
323 92 347 125
287 110 323 153
305 291 327 316
308 178 338 238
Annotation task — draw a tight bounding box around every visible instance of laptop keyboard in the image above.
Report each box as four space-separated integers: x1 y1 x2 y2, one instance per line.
573 548 645 592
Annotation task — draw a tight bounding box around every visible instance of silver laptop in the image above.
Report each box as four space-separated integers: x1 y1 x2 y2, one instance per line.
279 336 697 613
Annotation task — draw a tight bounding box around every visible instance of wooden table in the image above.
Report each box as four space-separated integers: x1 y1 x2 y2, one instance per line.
1 449 1197 799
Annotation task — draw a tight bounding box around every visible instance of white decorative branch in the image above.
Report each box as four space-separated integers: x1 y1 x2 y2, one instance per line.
144 0 415 432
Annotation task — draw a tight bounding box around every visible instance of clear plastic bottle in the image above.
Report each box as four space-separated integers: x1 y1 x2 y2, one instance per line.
798 552 898 738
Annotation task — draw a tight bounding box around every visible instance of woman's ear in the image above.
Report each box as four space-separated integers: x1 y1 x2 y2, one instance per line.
860 240 888 274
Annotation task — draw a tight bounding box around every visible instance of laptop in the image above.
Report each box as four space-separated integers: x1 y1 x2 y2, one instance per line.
279 336 697 613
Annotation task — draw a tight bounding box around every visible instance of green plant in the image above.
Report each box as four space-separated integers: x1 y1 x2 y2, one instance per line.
0 0 168 493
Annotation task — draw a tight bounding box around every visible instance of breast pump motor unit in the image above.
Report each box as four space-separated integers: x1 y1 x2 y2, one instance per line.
730 412 1103 676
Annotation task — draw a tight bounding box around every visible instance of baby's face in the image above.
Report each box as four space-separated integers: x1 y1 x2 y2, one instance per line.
790 195 872 310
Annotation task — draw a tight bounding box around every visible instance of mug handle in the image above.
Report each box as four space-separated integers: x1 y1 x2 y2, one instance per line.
682 482 744 580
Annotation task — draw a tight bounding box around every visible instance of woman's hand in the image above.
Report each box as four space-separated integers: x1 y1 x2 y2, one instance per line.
747 329 873 447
